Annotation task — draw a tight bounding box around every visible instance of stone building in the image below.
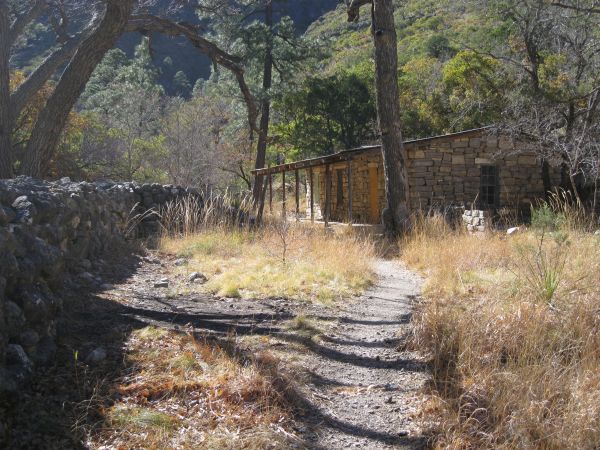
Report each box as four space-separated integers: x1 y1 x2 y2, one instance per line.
252 128 559 226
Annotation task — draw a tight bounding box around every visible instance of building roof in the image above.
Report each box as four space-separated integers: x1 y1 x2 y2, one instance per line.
252 127 493 176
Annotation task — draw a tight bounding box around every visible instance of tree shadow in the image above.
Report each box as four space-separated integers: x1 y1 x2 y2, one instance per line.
1 251 427 449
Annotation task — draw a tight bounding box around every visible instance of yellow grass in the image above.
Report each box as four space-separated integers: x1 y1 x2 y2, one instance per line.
91 326 298 449
402 214 600 449
160 224 376 303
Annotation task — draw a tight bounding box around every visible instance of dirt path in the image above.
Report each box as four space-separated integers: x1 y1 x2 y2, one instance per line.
4 252 428 449
290 260 428 449
87 256 428 449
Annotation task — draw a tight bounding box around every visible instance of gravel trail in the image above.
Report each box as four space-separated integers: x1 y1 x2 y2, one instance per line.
292 260 428 449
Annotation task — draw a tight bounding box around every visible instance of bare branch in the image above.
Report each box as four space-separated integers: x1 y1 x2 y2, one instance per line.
9 0 47 45
551 2 600 14
10 28 92 116
126 14 258 132
347 0 372 22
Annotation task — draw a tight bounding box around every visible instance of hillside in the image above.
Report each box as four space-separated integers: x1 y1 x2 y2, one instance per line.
11 0 338 95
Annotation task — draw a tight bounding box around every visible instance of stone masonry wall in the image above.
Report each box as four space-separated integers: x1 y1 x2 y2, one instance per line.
306 131 561 224
0 177 200 392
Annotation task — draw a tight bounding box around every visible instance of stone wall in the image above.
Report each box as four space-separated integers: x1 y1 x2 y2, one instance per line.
462 209 492 232
306 130 561 224
405 132 559 211
0 177 199 392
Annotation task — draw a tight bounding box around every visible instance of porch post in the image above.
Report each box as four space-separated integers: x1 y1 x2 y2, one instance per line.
325 164 331 227
282 170 286 218
347 158 353 224
309 167 314 223
295 169 300 221
269 171 273 214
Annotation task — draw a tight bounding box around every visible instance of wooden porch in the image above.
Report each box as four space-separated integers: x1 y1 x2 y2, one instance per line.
251 145 383 227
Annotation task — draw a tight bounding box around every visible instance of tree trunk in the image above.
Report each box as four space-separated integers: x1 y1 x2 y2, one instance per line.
0 1 13 178
370 0 410 234
252 0 273 205
22 0 134 178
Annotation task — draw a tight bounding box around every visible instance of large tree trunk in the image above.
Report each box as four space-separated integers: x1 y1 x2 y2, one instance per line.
350 0 410 234
252 0 273 205
22 0 134 178
0 1 12 179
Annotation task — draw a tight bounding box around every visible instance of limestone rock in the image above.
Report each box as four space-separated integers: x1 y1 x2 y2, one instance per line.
85 347 107 365
507 227 522 235
6 344 33 373
188 272 207 283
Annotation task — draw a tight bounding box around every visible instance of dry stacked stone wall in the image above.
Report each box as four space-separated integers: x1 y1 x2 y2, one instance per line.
0 177 200 393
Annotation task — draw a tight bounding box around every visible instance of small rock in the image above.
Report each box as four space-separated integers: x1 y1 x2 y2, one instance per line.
398 430 409 437
507 226 521 235
80 259 92 270
6 345 33 373
174 258 188 266
32 337 57 366
594 230 600 236
79 272 95 283
384 396 394 404
0 205 16 225
143 256 160 264
85 347 107 364
19 330 40 348
188 272 207 283
154 281 169 288
100 283 114 290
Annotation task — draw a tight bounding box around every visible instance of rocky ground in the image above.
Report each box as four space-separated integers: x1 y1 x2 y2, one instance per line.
2 253 428 449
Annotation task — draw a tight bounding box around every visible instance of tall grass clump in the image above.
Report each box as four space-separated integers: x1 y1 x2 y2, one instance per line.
159 190 253 238
403 207 600 449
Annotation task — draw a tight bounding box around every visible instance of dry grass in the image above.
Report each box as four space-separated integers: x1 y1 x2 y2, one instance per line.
89 326 299 449
402 210 600 449
161 223 376 303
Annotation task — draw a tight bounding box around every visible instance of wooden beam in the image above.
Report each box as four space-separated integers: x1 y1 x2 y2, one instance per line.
251 145 382 176
347 158 353 224
325 164 331 227
309 167 314 223
282 170 286 218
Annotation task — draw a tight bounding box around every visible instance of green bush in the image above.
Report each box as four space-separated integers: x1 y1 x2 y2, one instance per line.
531 204 566 232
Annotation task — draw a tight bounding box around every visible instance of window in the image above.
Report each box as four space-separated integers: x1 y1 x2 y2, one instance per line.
480 165 499 208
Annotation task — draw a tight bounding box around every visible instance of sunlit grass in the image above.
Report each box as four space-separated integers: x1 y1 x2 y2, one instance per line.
161 225 376 303
402 212 600 449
